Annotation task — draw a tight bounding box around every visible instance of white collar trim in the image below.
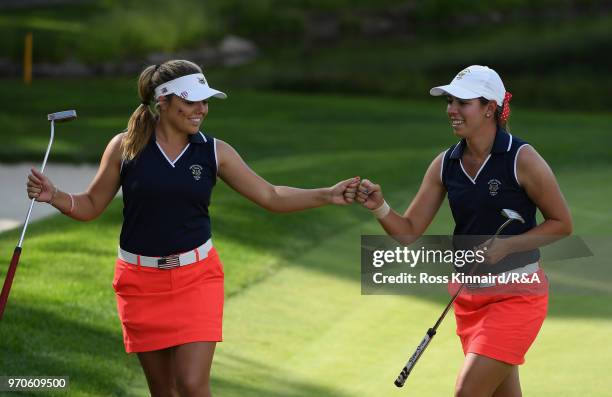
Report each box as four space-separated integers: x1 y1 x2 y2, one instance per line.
155 141 190 168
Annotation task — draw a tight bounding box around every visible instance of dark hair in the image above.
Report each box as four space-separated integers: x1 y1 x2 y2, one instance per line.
478 97 508 130
121 60 203 160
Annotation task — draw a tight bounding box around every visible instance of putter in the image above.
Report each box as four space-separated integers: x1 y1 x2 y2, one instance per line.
394 208 525 387
0 110 77 321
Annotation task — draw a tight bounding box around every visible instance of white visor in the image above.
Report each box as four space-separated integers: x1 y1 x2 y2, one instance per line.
154 73 227 101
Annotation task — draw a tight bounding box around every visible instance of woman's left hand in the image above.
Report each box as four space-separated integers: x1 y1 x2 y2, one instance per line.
329 177 360 205
477 238 511 265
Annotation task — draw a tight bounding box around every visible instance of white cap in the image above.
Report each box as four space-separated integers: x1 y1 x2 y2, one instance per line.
430 65 505 106
154 73 227 101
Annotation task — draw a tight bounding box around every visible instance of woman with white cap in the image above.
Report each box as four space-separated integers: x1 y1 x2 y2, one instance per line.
25 59 359 397
352 65 572 396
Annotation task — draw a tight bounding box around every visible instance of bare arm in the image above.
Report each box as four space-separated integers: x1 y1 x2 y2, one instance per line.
504 145 572 250
216 139 358 212
356 152 447 241
27 133 123 221
481 145 573 263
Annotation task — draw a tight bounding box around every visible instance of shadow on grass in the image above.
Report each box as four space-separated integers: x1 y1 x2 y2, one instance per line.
0 300 352 397
0 302 140 397
212 352 350 397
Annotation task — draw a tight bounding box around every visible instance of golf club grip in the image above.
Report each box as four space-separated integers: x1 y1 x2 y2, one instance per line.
394 328 436 387
0 247 22 320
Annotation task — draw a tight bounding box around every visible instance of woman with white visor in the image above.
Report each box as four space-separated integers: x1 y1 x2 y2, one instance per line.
25 59 359 397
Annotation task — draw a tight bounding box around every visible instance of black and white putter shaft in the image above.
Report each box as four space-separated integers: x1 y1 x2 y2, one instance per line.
0 110 77 321
393 208 525 388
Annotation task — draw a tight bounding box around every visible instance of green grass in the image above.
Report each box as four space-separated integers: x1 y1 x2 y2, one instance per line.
0 82 611 396
2 78 612 165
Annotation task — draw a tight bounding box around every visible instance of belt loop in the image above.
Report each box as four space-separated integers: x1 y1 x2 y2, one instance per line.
195 248 200 262
137 255 141 269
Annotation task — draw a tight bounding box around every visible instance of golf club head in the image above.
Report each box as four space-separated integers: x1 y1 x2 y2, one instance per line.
47 110 77 123
501 209 525 224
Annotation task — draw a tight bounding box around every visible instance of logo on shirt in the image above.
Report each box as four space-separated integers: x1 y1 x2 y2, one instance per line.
488 179 502 196
189 164 203 181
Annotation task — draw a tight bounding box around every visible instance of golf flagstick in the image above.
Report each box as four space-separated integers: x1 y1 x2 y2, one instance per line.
394 209 525 387
0 110 76 321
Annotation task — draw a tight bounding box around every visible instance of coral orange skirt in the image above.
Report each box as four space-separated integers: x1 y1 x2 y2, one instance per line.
112 247 224 353
451 268 548 365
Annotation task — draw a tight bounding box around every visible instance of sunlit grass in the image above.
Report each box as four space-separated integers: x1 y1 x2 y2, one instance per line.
0 83 611 395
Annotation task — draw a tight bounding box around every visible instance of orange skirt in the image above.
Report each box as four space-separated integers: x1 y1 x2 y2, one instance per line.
451 268 548 365
112 247 224 353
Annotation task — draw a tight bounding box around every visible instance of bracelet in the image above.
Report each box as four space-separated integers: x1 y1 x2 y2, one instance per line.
370 200 391 219
48 185 58 205
63 193 75 215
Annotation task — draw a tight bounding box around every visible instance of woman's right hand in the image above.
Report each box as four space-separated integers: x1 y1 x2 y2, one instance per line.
356 179 385 210
26 168 55 202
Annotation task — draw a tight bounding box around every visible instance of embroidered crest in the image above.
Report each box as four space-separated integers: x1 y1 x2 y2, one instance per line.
455 68 470 80
488 179 502 196
180 91 189 99
189 164 203 181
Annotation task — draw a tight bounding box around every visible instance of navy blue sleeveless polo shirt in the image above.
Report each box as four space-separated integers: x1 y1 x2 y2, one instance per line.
119 131 217 257
441 127 540 274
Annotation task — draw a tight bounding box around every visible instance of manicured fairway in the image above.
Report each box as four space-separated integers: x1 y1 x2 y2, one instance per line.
1 83 611 396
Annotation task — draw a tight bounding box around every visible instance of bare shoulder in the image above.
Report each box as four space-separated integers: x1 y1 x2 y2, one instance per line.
517 144 542 161
516 144 554 186
426 149 448 184
214 139 239 164
517 144 549 170
102 132 126 165
434 149 447 166
215 138 234 151
109 132 125 149
214 138 230 151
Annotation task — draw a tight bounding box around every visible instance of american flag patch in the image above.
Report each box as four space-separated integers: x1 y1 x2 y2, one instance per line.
157 255 180 269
